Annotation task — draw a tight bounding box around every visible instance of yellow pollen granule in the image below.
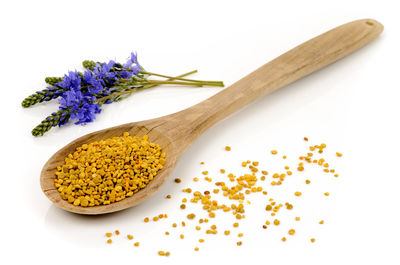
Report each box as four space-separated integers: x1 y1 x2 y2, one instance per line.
134 242 139 247
187 213 196 220
127 234 133 240
225 146 231 151
105 233 112 238
336 152 343 157
107 239 112 244
294 191 302 196
271 150 278 155
310 238 316 243
324 192 330 196
288 229 295 235
281 237 286 242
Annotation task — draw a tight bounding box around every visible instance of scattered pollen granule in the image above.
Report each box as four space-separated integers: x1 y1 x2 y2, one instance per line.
225 146 231 151
336 152 343 157
134 242 140 247
107 239 112 244
305 179 311 184
105 232 112 238
310 238 316 243
294 191 302 196
295 217 301 221
174 178 182 183
202 171 208 175
319 220 324 224
180 234 184 239
236 241 242 246
194 247 199 251
187 213 196 220
271 150 278 155
288 229 295 235
281 237 287 242
115 230 120 235
324 192 330 196
54 133 165 207
127 234 133 240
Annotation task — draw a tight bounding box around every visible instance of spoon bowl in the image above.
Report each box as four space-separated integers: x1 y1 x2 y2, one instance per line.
40 19 383 214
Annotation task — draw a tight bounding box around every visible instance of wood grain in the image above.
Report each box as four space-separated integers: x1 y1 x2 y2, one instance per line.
40 19 383 214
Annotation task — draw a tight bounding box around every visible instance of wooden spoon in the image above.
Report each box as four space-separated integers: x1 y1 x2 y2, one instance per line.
41 19 383 214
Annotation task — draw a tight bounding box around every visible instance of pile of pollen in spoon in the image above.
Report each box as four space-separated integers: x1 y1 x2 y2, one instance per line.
54 132 165 207
104 137 342 256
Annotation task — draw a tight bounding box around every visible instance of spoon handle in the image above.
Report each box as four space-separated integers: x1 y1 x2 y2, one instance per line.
167 19 383 151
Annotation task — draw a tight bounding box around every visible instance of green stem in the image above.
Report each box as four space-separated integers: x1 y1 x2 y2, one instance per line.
96 70 198 103
140 80 223 87
142 71 223 85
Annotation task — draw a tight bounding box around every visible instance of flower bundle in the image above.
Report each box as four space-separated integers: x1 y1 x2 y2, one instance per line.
22 53 224 136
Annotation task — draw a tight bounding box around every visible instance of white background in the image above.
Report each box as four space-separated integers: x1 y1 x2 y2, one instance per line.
1 0 399 264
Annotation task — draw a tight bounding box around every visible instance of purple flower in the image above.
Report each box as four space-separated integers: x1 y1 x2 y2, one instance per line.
83 70 104 94
55 71 81 91
124 52 137 68
124 52 141 75
58 88 101 124
59 90 83 109
93 61 117 84
72 100 101 124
